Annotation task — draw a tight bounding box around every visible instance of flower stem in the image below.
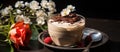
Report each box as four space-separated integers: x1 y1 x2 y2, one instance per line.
40 26 44 31
10 12 15 24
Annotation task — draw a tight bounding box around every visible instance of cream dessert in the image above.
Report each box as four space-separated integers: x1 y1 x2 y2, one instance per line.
48 13 85 46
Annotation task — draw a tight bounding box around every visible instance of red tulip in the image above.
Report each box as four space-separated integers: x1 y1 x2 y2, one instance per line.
9 21 32 49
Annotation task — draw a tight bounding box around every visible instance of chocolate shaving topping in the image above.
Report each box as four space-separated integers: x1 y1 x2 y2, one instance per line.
51 13 82 24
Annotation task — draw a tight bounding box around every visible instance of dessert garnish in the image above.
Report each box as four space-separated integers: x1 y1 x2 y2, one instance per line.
60 5 75 16
44 37 52 44
50 5 83 24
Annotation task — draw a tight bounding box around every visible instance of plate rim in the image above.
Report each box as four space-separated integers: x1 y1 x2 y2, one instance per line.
38 28 109 50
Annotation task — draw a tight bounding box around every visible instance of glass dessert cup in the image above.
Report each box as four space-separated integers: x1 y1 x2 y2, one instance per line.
47 14 85 46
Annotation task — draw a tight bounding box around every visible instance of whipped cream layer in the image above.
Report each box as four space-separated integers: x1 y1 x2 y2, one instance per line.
49 18 85 28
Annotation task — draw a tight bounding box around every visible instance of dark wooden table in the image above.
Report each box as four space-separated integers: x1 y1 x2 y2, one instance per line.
1 18 120 52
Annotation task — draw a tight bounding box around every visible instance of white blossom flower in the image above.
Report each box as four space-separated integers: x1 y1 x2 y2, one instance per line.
23 16 31 24
47 6 56 17
16 15 31 24
0 0 58 31
15 15 24 22
67 5 75 11
0 10 8 16
41 0 56 11
36 16 45 25
47 6 56 13
25 2 29 7
35 10 47 17
16 9 22 14
15 1 24 8
29 0 41 10
61 5 75 16
61 9 70 16
0 6 13 16
40 0 48 8
47 0 56 8
41 0 56 16
47 12 54 18
8 6 13 10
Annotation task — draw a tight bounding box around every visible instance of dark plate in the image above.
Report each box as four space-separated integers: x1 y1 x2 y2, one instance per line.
38 28 109 50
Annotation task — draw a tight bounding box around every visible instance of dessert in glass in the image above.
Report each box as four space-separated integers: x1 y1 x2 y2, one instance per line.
47 5 85 46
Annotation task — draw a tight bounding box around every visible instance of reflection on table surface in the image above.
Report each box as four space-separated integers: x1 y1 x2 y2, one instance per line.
0 18 120 52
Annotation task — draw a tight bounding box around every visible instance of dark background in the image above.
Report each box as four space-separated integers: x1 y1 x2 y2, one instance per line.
0 0 119 19
0 0 120 52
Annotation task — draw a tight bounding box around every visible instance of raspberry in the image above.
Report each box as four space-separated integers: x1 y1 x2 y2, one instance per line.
44 37 52 44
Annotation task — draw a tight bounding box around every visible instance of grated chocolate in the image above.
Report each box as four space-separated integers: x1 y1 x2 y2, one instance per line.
51 13 82 24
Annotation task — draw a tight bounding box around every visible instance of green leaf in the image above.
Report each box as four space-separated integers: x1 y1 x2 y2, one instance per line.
43 25 48 30
10 44 14 52
30 25 39 40
8 39 14 52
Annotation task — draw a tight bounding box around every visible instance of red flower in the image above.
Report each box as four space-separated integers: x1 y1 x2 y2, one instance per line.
9 21 32 49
